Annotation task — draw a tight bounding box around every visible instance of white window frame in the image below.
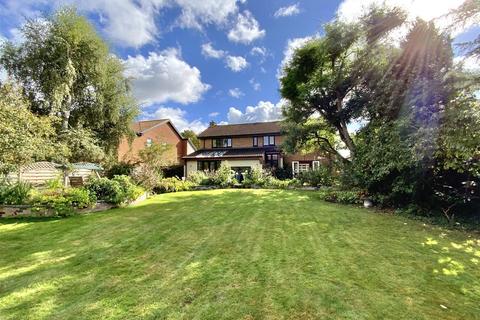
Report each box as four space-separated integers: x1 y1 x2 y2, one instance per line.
292 161 299 175
312 161 320 170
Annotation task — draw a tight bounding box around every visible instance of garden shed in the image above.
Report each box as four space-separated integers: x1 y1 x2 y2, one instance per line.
6 162 103 186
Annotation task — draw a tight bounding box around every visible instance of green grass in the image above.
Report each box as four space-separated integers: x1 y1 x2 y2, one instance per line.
1 189 479 319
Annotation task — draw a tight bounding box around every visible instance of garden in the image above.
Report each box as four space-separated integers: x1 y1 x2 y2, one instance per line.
1 189 479 319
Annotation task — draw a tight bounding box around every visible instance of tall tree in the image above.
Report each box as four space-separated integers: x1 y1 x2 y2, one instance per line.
0 7 139 159
448 0 480 58
181 130 200 149
279 7 406 161
0 84 64 173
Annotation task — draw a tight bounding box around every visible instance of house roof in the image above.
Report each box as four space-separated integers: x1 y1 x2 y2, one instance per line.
198 121 282 138
131 119 169 133
183 148 268 159
130 119 197 151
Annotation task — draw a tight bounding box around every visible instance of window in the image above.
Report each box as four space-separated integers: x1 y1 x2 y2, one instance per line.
253 136 258 147
312 161 320 170
263 135 275 146
197 160 221 171
146 138 153 147
212 138 232 148
266 153 279 168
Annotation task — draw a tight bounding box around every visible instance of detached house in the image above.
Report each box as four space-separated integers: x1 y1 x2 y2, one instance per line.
183 121 327 177
118 119 196 166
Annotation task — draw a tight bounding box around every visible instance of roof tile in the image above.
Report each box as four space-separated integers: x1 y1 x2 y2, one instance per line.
198 121 282 137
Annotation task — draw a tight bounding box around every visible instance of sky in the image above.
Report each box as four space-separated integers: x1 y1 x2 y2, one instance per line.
0 0 478 133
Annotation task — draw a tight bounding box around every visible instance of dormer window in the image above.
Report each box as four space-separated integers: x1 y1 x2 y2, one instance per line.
263 135 275 146
212 138 232 148
146 138 153 147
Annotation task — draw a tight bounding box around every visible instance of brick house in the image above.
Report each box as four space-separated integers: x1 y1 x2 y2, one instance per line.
118 119 196 166
183 121 327 177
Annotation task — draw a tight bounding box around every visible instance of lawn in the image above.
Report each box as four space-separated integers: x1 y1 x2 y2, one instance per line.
0 189 479 319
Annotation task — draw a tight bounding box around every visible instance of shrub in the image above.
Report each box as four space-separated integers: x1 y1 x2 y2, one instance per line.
187 171 213 186
272 167 293 180
106 162 135 178
264 177 296 189
154 177 194 193
297 167 334 187
317 188 362 205
0 180 32 205
85 175 143 205
131 165 162 192
242 167 268 187
211 163 237 187
112 175 144 203
31 187 96 216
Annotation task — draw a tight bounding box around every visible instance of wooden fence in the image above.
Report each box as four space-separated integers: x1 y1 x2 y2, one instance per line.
4 162 102 186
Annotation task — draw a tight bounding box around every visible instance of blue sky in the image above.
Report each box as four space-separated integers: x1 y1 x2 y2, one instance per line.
0 0 478 132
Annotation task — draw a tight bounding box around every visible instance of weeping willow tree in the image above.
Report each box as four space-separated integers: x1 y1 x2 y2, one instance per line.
0 7 139 161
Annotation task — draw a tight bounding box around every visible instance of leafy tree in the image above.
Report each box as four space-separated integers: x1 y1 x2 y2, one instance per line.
58 127 105 163
448 0 480 58
181 130 200 149
0 7 138 159
132 142 172 191
351 19 480 219
280 7 406 160
281 117 341 161
138 143 173 172
0 84 64 173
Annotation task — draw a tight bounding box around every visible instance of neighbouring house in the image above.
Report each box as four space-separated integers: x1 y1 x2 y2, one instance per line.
118 119 196 166
183 121 328 177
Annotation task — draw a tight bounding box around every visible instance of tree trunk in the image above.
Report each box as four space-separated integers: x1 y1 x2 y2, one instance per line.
337 121 356 157
62 109 70 132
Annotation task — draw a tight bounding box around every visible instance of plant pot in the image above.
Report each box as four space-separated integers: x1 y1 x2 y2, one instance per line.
363 199 373 208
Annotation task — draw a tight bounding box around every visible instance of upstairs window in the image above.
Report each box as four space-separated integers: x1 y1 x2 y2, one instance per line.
253 136 258 147
212 138 232 148
263 135 275 146
146 138 153 147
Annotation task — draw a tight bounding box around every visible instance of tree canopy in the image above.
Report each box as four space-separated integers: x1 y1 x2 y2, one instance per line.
0 7 139 160
181 130 200 149
280 7 406 160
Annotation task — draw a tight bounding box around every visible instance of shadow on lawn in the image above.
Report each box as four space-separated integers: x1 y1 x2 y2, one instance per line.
421 235 480 300
0 189 321 318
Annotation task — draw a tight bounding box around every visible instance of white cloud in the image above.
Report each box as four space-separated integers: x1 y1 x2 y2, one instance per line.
225 55 249 72
123 48 210 106
228 100 286 123
250 46 270 63
274 3 300 18
249 78 261 91
227 10 266 44
201 42 226 59
175 0 239 30
277 35 317 78
337 0 468 36
228 88 244 98
209 112 219 117
250 46 267 56
0 0 248 47
75 0 162 48
142 106 208 133
454 55 480 72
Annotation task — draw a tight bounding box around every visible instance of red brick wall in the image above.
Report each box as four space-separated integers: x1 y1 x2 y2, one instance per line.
118 123 186 165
